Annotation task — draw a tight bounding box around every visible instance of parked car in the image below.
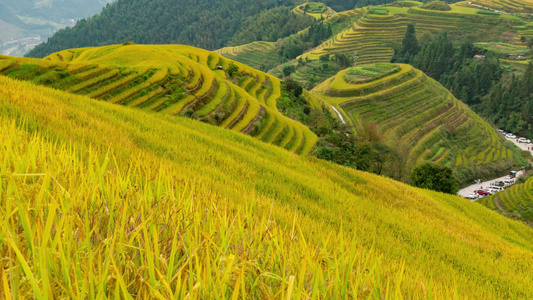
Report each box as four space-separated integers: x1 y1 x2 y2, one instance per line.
498 129 505 134
475 189 489 196
518 137 527 143
492 181 505 187
466 192 479 200
487 187 501 194
489 186 504 192
505 133 516 139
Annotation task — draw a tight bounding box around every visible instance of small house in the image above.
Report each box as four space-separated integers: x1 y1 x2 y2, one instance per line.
474 54 485 59
509 53 525 59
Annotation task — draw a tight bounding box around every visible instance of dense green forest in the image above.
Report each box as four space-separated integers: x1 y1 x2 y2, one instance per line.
27 0 412 58
392 26 533 139
27 0 299 57
227 7 315 46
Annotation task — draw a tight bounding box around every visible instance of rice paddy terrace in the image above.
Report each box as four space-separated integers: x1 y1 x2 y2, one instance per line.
472 0 533 14
312 63 521 175
2 72 533 298
479 175 533 217
299 3 525 65
215 41 279 71
293 2 336 20
0 44 317 155
215 9 359 71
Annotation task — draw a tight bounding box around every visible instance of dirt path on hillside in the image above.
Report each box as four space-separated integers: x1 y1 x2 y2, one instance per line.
331 105 346 124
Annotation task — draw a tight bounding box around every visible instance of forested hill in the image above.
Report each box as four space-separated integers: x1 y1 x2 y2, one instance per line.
27 0 362 58
25 0 293 58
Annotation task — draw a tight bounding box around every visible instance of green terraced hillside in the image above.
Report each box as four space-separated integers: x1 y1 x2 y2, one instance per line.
0 44 317 155
293 2 336 19
479 175 533 220
300 4 524 65
216 10 360 72
312 63 524 182
215 41 279 71
473 0 533 13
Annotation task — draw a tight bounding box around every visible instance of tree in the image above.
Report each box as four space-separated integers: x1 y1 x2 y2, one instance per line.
402 23 419 58
409 162 458 194
227 62 239 78
390 23 419 63
355 120 382 143
520 35 527 44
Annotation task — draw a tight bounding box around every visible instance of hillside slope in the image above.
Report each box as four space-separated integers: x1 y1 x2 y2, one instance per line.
0 44 317 155
1 72 533 298
274 2 527 87
312 63 524 182
301 4 524 64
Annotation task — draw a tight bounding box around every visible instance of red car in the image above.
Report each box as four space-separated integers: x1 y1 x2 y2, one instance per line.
475 190 489 196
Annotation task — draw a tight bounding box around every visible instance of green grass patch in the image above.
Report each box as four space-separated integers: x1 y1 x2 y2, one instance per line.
369 6 389 15
345 63 400 84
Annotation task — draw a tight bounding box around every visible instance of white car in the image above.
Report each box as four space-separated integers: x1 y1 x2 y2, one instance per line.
487 187 501 194
489 186 504 192
504 178 515 186
506 133 516 139
466 192 479 200
498 129 505 134
518 137 527 143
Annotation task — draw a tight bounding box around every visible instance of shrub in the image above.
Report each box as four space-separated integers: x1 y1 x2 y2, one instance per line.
476 10 500 15
227 62 239 78
421 1 452 11
410 162 459 194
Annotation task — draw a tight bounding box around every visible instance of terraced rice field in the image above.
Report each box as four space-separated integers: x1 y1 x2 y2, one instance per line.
3 73 533 298
473 0 533 13
293 2 336 20
514 22 533 42
0 44 317 155
300 4 523 65
312 63 518 170
215 41 279 71
216 9 360 72
480 176 533 213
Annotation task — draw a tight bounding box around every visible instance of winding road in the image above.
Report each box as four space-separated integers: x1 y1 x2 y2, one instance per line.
458 134 532 199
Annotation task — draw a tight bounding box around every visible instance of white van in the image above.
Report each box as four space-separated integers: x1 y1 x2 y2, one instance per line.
488 186 503 193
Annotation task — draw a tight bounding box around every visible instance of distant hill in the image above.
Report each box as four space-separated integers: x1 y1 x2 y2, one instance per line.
0 0 111 56
312 63 526 183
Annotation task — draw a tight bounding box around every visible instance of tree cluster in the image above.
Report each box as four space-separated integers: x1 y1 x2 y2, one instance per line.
410 163 459 194
27 0 298 58
277 21 334 61
277 79 403 178
392 25 533 138
26 0 362 58
228 7 315 46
